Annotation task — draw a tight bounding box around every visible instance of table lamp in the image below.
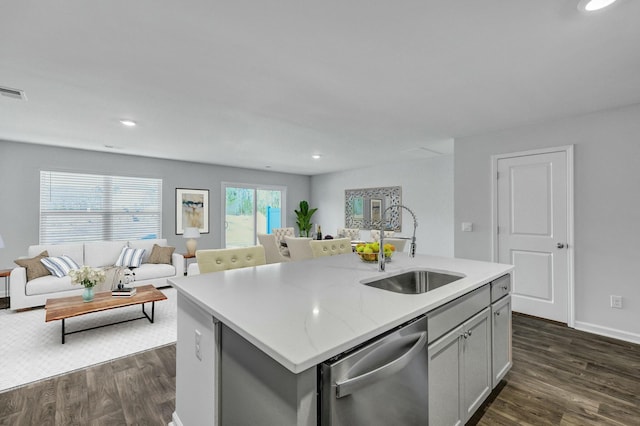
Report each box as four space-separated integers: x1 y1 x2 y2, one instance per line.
183 227 200 255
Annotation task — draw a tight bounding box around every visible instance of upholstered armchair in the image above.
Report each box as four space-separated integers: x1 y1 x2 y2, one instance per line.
309 238 352 258
257 233 291 264
337 228 361 241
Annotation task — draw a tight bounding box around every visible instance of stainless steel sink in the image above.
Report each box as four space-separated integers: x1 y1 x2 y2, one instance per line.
362 270 464 294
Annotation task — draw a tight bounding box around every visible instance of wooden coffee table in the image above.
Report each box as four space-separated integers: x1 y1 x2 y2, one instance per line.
45 284 168 344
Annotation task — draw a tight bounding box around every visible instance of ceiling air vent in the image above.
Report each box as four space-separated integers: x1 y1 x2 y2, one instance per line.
0 86 27 100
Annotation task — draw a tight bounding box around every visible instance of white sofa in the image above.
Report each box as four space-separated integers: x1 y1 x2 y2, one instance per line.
10 239 184 310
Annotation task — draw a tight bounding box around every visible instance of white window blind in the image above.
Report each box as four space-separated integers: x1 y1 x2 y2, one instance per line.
40 171 162 244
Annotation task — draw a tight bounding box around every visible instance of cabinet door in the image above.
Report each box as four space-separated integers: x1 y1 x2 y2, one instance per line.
461 308 492 421
492 296 512 387
428 324 464 426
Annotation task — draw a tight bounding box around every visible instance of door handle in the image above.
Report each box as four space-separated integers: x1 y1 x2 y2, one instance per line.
335 332 427 398
557 243 565 249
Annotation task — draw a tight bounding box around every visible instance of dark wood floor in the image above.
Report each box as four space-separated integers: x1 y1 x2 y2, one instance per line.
1 314 638 425
0 344 176 425
473 314 640 426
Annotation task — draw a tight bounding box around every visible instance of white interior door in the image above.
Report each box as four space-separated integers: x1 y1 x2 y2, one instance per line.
496 149 572 324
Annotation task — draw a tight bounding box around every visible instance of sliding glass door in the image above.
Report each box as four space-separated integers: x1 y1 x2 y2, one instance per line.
223 183 286 248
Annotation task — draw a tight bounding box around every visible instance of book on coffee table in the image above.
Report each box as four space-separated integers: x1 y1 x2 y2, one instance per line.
112 286 137 297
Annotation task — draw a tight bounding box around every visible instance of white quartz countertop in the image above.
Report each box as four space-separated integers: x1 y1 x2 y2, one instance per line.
169 253 513 374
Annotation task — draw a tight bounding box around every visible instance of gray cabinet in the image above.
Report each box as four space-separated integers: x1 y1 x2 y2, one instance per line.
462 308 492 421
428 323 464 426
428 307 491 426
491 295 512 387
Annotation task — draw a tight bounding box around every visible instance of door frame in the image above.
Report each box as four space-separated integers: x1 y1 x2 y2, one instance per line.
490 145 575 327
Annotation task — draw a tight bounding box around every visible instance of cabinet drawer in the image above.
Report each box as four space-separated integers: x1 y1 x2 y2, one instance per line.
490 274 511 303
427 285 490 343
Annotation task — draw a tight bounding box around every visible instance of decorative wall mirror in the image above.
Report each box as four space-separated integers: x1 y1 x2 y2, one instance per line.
345 186 402 231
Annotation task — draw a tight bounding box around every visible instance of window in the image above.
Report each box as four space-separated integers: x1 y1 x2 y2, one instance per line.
223 183 286 248
40 171 162 244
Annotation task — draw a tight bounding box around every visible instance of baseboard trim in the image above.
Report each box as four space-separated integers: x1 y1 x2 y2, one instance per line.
574 321 640 345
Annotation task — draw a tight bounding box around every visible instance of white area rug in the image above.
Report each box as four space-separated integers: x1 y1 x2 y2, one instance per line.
0 287 176 393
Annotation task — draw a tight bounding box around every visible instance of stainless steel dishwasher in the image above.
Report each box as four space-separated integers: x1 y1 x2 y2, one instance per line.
320 316 428 425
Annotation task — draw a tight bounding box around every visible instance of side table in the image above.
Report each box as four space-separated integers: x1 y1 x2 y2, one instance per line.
183 253 196 275
0 268 11 309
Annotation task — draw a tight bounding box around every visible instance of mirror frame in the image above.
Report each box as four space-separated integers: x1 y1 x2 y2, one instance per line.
345 186 402 231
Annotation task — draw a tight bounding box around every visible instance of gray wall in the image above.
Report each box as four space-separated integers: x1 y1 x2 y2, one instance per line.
455 103 640 342
0 140 310 269
311 155 454 257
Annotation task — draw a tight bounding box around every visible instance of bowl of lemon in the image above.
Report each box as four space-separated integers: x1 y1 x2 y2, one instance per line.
354 242 395 262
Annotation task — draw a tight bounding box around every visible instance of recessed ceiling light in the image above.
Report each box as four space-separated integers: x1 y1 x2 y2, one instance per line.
577 0 618 12
119 119 137 127
312 154 322 160
0 85 27 100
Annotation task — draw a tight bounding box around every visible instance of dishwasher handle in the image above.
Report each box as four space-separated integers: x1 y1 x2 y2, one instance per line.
335 331 427 398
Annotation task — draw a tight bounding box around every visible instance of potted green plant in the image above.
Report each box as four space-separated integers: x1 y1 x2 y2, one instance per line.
294 200 318 237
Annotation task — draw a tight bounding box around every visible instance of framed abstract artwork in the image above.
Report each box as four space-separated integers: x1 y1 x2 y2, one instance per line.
176 188 209 234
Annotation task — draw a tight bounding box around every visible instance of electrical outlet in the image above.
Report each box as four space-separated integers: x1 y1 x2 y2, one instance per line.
195 329 202 360
610 295 623 309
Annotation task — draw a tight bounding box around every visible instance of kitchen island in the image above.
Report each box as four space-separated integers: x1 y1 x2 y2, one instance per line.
169 252 513 426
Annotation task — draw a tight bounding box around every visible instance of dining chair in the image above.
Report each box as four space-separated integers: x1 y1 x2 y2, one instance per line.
309 238 352 258
272 227 295 244
385 237 407 252
370 229 395 242
257 233 291 264
195 246 266 274
284 236 314 261
337 228 360 241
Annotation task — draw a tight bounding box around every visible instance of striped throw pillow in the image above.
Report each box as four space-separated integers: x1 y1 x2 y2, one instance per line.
116 247 146 268
40 255 81 278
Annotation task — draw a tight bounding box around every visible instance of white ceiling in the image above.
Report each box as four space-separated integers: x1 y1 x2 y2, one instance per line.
1 0 639 175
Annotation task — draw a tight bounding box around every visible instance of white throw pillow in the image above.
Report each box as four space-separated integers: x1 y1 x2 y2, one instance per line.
40 255 80 278
115 247 146 268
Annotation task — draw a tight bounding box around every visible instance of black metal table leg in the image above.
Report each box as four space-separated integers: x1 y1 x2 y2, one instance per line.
62 318 66 344
141 301 155 323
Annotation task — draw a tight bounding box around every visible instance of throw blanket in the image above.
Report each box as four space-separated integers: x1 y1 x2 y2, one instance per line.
97 266 128 292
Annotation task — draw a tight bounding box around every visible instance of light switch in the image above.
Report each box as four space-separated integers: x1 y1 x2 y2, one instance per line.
461 222 473 232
